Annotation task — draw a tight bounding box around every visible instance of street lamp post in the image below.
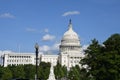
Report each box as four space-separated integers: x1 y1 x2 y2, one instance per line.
35 43 39 80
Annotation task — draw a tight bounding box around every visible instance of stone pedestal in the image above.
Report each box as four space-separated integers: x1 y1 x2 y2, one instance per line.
47 64 56 80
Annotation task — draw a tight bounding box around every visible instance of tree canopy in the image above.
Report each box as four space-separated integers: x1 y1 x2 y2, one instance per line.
0 62 51 80
80 33 120 80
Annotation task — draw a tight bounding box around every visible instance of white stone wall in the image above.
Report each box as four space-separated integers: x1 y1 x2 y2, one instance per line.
41 54 58 66
3 52 39 67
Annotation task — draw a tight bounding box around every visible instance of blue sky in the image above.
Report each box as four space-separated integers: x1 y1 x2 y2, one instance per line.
0 0 120 53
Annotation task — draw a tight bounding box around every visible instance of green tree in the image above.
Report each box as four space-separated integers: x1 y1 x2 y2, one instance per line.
102 33 120 80
68 66 80 80
80 39 102 80
38 62 50 80
0 65 3 79
67 65 91 80
8 65 25 79
62 65 67 78
75 65 89 80
24 64 35 79
54 62 67 79
1 67 12 80
80 33 120 80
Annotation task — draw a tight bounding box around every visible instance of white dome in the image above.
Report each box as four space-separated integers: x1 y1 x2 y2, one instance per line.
62 25 79 41
61 21 80 46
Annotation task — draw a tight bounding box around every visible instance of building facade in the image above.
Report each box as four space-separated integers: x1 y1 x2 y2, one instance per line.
2 51 37 67
1 20 84 69
59 20 84 69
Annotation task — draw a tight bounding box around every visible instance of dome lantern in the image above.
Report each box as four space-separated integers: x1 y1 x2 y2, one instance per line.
68 19 72 30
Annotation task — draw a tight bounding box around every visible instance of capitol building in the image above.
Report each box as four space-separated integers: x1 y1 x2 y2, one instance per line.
1 20 84 69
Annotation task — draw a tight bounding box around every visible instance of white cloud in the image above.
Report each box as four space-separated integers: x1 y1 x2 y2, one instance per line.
42 34 55 41
40 45 50 52
40 42 60 53
26 28 49 33
44 28 49 33
0 13 15 18
52 43 60 51
62 11 80 16
26 28 37 32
